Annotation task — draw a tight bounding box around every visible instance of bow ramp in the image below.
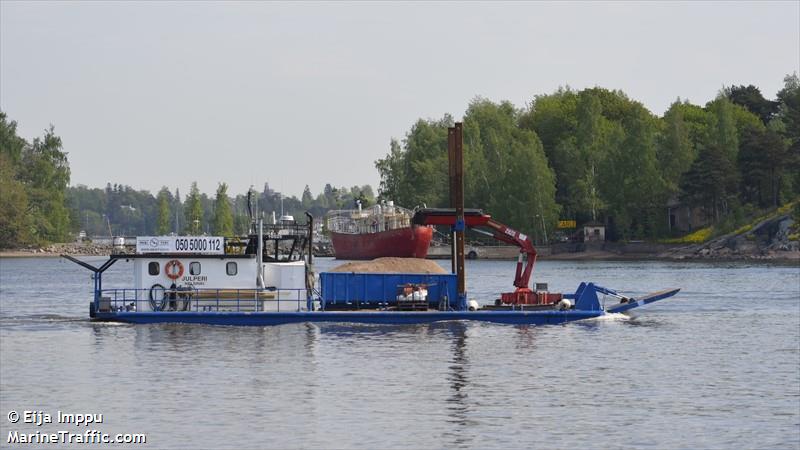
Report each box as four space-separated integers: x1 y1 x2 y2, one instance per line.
564 282 680 314
604 288 682 313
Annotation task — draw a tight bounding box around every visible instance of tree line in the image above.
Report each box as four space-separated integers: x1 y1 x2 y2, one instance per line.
64 181 375 240
0 110 376 247
1 74 797 248
0 113 71 247
376 74 799 241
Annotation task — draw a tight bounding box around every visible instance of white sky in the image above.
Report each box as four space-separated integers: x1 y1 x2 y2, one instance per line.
2 1 798 199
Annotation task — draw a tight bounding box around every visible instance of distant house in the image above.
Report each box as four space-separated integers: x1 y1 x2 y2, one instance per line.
582 221 605 242
667 197 712 232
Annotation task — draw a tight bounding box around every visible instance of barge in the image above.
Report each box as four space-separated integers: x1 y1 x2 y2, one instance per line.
63 215 679 327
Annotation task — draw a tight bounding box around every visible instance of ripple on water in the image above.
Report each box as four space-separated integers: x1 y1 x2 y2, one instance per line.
0 258 798 449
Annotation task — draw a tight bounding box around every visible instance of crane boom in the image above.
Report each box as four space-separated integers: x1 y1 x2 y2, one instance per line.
413 208 538 301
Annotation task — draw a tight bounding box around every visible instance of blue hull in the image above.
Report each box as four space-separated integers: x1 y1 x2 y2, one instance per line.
93 309 605 326
88 284 679 327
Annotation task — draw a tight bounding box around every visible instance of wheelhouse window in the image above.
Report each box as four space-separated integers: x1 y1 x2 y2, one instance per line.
226 262 238 276
148 262 159 276
190 262 201 275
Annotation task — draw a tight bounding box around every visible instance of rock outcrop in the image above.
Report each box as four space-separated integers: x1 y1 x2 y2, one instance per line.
661 214 799 261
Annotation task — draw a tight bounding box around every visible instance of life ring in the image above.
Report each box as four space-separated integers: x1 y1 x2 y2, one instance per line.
149 283 168 311
164 260 184 280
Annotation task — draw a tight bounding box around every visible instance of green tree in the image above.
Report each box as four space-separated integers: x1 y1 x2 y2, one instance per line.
184 182 203 235
399 115 452 207
672 101 714 150
681 144 738 222
707 97 740 163
322 183 341 209
21 125 71 242
212 183 234 236
738 126 790 207
571 93 611 221
600 104 664 238
657 100 696 195
518 88 579 211
0 112 26 164
156 187 171 235
375 139 406 202
725 84 778 125
521 87 655 233
301 185 313 208
463 99 559 240
173 188 182 232
0 114 72 245
359 185 375 203
776 73 800 196
0 114 31 247
66 185 108 233
0 153 30 247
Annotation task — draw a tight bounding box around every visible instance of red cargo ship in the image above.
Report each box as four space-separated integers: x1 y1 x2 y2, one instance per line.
326 202 433 260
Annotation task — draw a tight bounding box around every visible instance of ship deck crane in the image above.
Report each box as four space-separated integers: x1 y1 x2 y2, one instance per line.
413 208 554 305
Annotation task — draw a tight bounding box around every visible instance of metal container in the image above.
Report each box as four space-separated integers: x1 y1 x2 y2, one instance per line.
319 272 457 309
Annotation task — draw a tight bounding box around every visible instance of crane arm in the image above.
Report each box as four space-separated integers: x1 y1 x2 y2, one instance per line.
482 217 537 289
413 208 537 290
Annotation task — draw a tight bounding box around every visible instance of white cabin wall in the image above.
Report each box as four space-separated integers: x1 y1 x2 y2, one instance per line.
129 256 308 312
262 261 305 290
133 261 143 293
134 257 259 290
262 261 307 309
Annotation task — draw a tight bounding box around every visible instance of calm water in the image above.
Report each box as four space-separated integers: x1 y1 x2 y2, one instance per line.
1 257 798 449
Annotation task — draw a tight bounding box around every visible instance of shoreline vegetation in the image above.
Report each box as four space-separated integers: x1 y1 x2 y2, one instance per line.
2 201 797 262
3 208 797 262
2 76 799 253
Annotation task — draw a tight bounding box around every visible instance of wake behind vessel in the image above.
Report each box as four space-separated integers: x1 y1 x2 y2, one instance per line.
326 201 433 259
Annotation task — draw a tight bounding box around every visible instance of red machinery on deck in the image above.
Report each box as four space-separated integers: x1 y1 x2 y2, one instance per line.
412 208 562 306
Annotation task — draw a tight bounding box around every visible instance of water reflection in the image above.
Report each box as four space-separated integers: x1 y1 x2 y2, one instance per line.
441 322 476 448
513 324 541 350
313 322 433 338
304 322 319 353
300 323 321 387
3 256 798 449
132 324 203 353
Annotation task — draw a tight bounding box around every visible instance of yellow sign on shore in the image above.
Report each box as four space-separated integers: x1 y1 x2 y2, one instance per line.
558 220 577 229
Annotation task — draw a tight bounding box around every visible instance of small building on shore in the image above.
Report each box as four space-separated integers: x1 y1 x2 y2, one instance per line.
667 197 713 232
582 221 606 242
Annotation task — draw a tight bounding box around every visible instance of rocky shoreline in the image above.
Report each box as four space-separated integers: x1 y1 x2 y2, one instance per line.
0 242 118 257
656 213 799 262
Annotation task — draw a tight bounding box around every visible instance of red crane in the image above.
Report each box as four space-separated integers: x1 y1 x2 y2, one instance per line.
413 208 558 305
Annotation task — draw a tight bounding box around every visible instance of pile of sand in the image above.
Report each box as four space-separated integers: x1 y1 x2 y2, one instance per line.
330 257 447 274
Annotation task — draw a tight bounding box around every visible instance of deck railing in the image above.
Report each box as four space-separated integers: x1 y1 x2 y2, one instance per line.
97 287 313 313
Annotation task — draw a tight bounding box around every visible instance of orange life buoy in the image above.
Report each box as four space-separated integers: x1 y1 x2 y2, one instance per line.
164 259 184 280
